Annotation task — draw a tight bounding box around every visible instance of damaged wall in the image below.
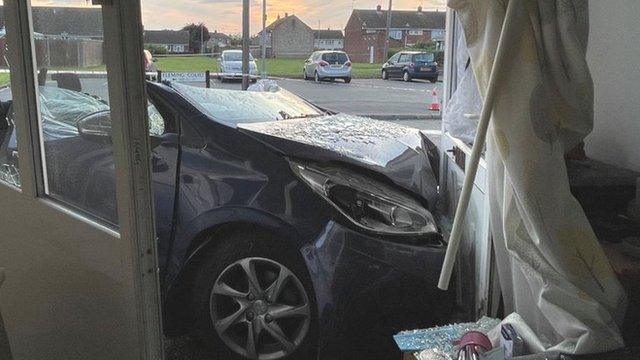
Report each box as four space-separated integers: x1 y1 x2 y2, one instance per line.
586 0 640 172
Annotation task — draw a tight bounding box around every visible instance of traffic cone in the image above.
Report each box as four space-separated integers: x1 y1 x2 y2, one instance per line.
428 88 441 111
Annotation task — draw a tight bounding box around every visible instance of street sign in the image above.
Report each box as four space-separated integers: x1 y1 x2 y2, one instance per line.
161 72 206 83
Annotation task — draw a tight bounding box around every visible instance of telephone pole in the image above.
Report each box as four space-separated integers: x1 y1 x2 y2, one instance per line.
383 0 392 63
261 0 267 79
242 0 251 89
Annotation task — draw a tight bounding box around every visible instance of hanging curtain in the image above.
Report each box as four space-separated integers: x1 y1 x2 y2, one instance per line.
447 0 627 354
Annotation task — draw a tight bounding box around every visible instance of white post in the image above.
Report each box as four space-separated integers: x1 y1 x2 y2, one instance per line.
437 0 520 290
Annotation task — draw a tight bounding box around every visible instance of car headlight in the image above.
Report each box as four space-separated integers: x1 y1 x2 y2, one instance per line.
291 162 437 236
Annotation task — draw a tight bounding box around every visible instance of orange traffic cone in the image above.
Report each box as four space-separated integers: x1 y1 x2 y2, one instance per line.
428 88 441 111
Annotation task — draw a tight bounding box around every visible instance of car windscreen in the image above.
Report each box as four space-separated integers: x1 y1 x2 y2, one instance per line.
413 53 435 62
172 83 322 126
223 52 254 61
321 52 348 64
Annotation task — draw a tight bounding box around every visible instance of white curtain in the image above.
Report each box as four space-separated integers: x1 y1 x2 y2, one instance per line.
447 0 627 354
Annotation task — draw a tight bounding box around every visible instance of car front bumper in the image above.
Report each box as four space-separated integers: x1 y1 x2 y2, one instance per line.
302 221 454 359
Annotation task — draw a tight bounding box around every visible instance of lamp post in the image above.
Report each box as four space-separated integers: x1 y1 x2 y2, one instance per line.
242 0 250 89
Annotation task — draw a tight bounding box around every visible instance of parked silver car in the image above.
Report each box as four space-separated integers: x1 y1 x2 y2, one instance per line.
218 50 258 82
303 51 352 83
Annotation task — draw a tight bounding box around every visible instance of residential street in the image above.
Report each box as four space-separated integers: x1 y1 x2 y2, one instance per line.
210 77 444 118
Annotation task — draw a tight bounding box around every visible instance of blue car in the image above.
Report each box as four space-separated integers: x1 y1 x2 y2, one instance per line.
382 51 439 83
0 81 453 360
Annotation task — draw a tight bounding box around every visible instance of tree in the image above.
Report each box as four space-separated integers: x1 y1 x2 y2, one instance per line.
182 23 211 54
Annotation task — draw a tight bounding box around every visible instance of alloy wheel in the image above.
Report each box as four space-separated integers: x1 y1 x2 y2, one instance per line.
314 72 320 83
403 71 410 82
382 70 387 80
210 257 311 360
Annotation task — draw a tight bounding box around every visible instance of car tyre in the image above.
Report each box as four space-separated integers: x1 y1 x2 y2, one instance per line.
429 77 438 83
381 70 388 80
403 71 412 82
344 77 352 84
303 69 309 80
314 71 321 83
192 230 317 360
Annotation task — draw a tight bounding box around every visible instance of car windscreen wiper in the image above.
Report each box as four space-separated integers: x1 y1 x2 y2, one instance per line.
278 111 324 121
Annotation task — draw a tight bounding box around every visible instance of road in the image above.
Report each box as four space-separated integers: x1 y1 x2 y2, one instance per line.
0 75 442 131
207 77 443 118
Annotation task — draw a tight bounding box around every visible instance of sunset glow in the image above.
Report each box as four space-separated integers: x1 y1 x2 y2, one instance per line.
33 0 446 35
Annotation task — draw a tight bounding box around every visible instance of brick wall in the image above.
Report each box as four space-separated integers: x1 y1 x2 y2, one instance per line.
272 17 314 58
345 13 437 63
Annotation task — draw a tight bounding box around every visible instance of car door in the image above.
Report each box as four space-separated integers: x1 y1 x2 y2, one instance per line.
145 95 181 277
308 52 319 74
305 53 315 75
397 53 411 76
0 0 163 359
386 53 401 77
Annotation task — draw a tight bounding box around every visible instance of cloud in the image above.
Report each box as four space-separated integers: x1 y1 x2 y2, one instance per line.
32 0 446 35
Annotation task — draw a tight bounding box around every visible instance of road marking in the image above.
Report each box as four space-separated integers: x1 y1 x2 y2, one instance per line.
278 78 439 93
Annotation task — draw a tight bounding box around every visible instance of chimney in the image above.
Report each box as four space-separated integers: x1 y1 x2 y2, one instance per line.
418 5 423 12
285 12 289 17
376 4 382 12
277 13 281 20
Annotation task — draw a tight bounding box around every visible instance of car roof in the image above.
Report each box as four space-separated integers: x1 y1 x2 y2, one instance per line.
400 51 429 55
223 50 242 53
315 50 347 54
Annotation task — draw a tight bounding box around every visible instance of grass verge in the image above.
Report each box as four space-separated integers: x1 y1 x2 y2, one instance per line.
155 56 383 79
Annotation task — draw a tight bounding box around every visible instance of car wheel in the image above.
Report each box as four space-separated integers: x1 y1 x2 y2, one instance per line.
429 77 438 83
303 69 308 80
403 71 411 82
344 77 352 84
381 70 388 80
192 231 316 360
314 71 321 83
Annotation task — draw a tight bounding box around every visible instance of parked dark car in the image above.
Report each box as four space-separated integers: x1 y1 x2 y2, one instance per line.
0 81 453 360
382 51 439 83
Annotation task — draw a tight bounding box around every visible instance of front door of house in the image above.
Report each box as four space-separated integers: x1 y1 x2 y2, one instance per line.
0 0 163 359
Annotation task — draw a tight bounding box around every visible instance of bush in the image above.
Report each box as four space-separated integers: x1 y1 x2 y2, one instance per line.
145 44 168 55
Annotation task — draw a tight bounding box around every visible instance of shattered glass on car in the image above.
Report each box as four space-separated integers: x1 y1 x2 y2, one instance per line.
38 86 109 139
172 83 322 126
240 114 420 166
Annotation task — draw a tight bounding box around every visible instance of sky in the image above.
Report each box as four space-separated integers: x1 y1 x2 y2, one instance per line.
32 0 446 35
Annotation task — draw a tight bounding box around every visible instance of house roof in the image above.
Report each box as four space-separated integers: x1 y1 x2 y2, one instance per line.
261 14 312 33
210 32 230 40
351 9 445 30
0 6 104 37
144 30 190 45
314 30 344 40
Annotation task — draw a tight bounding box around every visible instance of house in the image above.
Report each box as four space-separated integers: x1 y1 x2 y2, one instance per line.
143 30 190 54
344 5 446 63
207 31 230 51
314 29 344 50
257 14 314 58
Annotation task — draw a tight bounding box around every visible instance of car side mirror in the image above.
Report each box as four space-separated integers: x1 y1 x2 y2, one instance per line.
77 111 112 144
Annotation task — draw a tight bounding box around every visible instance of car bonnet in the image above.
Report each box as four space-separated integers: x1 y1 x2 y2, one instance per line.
238 114 439 209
